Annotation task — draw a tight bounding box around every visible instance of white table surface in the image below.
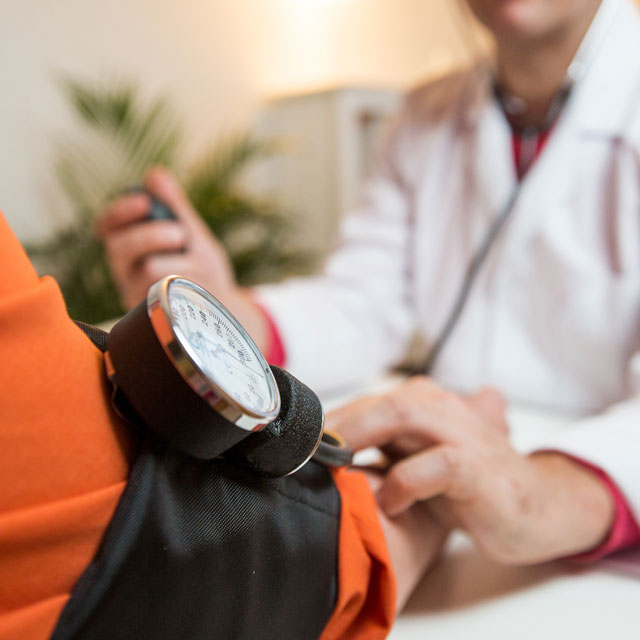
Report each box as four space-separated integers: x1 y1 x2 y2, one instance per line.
390 535 640 640
320 377 640 640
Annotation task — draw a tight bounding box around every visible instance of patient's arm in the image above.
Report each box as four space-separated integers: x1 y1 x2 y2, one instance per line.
365 470 448 610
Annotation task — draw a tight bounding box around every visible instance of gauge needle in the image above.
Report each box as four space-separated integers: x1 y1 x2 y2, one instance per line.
192 332 262 378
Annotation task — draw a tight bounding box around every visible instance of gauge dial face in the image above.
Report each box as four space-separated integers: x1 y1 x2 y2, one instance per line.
167 280 278 417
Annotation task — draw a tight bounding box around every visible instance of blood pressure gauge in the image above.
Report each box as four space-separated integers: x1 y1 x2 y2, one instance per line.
155 276 280 427
105 275 350 477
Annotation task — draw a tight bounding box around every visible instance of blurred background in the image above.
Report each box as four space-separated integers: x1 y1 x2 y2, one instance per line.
1 0 487 319
0 0 482 235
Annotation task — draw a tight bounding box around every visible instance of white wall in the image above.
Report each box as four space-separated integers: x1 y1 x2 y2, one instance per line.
0 0 477 242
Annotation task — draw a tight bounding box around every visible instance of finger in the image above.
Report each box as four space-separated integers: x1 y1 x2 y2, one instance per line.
324 395 381 433
377 445 461 517
95 193 151 237
144 166 199 227
325 394 410 452
117 252 201 309
424 496 460 531
135 253 203 285
466 387 509 434
104 221 187 274
380 434 435 462
328 377 468 452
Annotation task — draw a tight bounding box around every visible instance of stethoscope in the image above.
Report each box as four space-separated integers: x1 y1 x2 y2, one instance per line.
418 0 624 374
416 68 584 376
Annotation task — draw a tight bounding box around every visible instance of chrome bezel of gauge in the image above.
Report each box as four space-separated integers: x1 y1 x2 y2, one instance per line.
146 275 281 431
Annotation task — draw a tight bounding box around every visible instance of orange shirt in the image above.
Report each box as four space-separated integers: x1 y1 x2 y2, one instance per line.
0 213 395 640
0 214 132 640
321 469 396 640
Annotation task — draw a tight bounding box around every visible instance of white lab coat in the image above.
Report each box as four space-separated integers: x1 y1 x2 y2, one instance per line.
257 0 640 518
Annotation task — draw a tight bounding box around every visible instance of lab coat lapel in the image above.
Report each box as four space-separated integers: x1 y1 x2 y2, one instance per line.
464 78 517 234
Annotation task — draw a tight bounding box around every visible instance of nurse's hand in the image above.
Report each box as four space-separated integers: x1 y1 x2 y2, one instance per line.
96 166 270 349
327 377 615 564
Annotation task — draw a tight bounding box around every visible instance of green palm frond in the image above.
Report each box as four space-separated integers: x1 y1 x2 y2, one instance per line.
184 134 312 285
187 134 277 193
28 78 317 323
61 78 180 161
54 78 181 218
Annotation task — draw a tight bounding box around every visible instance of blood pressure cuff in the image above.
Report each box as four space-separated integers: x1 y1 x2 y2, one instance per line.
49 437 339 640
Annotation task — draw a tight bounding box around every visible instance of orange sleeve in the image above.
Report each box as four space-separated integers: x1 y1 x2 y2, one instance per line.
0 214 132 640
320 468 397 640
0 213 394 639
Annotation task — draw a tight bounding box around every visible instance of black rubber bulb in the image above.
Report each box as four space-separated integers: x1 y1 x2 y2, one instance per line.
125 186 178 221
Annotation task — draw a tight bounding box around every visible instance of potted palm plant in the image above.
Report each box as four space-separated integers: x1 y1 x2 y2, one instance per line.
28 79 316 323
